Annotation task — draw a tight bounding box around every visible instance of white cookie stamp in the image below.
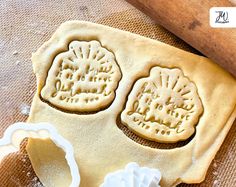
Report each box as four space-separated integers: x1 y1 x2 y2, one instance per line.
121 67 203 143
0 122 80 187
41 40 122 112
100 162 161 187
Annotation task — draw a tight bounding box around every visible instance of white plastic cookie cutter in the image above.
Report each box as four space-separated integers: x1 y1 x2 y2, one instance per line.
0 122 80 187
100 162 162 187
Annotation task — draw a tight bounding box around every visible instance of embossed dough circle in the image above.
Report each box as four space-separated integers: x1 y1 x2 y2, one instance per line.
121 66 203 143
41 40 121 112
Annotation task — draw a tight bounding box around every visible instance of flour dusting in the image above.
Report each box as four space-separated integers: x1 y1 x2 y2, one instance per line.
27 20 49 36
27 177 44 187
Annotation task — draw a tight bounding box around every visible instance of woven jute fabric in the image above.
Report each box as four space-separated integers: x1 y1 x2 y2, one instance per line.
0 0 235 186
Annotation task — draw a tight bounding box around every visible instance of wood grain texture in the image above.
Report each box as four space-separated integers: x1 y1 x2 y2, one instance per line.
126 0 236 77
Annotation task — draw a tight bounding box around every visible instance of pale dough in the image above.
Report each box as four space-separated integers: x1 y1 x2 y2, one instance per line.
27 139 71 187
26 21 236 187
41 40 121 113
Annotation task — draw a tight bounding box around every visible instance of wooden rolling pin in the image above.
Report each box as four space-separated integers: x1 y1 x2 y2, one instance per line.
126 0 236 77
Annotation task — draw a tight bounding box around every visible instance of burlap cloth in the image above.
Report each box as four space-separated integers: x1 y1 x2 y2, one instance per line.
0 0 235 186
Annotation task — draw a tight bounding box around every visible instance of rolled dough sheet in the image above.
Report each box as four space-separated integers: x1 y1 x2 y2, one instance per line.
26 21 236 187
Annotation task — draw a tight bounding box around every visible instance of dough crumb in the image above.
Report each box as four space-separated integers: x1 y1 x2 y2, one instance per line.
213 180 219 186
20 104 30 115
13 51 18 55
213 162 217 168
15 60 20 65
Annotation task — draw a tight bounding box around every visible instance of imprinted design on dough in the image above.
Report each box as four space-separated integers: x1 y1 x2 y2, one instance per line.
121 67 203 143
41 40 121 112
